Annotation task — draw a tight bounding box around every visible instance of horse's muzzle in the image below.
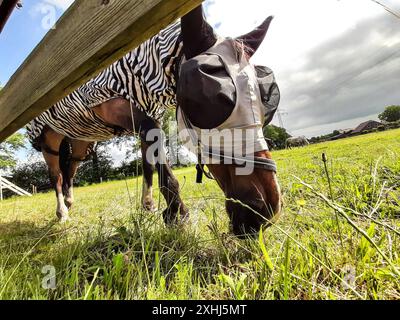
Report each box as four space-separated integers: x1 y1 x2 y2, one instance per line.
226 194 282 238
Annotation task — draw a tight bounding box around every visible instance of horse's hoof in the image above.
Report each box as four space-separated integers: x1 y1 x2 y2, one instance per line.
64 198 74 210
59 216 70 224
56 214 70 224
162 205 189 226
162 209 175 226
143 201 157 212
56 209 70 223
179 205 190 223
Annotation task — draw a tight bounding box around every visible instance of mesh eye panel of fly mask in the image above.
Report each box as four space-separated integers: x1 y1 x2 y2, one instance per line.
176 37 280 175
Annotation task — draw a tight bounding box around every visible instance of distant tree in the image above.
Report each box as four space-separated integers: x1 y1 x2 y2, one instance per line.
263 125 291 150
0 132 25 170
11 160 50 192
10 143 144 193
112 158 143 179
379 105 400 123
310 130 344 144
75 143 114 185
0 87 26 170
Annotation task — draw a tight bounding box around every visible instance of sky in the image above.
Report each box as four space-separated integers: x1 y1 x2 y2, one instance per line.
0 0 399 164
204 0 400 137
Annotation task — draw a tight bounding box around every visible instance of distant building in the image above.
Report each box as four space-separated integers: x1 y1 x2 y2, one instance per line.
329 121 382 141
338 128 354 134
352 120 381 134
330 128 354 141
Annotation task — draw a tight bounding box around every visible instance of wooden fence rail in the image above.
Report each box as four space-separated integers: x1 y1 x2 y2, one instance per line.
0 176 32 200
0 0 202 142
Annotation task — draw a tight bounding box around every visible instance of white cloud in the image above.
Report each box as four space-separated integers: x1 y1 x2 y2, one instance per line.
106 143 134 167
30 0 74 17
205 0 400 137
29 0 74 23
42 0 74 11
206 0 397 68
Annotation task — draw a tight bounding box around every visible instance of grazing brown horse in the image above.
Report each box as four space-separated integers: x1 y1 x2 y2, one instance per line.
29 5 282 236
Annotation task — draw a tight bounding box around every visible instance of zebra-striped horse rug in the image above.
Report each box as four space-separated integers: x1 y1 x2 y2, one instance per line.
27 22 183 149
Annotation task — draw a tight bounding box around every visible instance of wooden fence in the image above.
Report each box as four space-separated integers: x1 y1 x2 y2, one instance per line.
0 176 32 200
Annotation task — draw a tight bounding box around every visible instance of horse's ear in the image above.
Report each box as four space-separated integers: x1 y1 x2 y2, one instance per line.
181 5 218 59
236 16 274 57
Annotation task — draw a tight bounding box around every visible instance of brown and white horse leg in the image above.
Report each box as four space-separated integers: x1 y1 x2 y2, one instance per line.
140 119 189 225
92 98 188 224
141 137 156 212
62 140 92 210
41 129 69 222
157 160 189 225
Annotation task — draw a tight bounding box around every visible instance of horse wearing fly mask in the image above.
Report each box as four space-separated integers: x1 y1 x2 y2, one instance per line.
177 6 282 236
28 5 282 237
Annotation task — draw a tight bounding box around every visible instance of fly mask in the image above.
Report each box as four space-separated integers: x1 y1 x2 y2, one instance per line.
176 37 280 181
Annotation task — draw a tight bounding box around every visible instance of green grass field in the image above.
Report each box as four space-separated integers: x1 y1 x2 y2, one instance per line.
1 129 399 300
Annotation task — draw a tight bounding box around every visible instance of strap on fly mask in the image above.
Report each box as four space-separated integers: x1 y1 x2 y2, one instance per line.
176 38 281 183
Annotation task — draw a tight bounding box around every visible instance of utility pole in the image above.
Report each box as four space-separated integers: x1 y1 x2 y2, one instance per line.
277 109 288 128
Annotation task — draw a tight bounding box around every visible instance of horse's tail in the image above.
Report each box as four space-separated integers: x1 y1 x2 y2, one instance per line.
59 139 72 193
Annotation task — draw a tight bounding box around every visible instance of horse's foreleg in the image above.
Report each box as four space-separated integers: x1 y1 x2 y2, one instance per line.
157 161 189 225
64 140 92 209
41 130 69 222
141 138 156 212
63 159 78 210
140 119 189 225
92 98 188 222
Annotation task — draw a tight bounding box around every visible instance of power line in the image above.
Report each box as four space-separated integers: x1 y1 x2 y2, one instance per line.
329 46 400 93
282 0 400 135
370 0 400 19
277 112 285 128
328 1 400 92
285 45 400 134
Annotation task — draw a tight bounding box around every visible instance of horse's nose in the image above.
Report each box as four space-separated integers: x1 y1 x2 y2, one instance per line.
226 196 281 238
